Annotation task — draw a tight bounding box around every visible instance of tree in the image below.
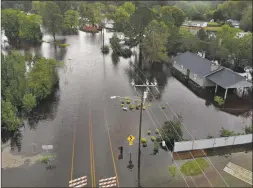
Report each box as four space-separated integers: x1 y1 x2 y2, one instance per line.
1 9 21 42
160 118 183 148
62 10 80 33
2 100 21 131
55 1 72 14
39 2 63 41
240 6 252 32
23 94 36 113
142 20 169 63
19 14 43 42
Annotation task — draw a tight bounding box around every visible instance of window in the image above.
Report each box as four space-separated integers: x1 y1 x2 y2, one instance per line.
180 65 184 70
193 73 197 80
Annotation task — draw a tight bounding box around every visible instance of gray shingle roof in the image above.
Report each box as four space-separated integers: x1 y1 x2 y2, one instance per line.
206 68 249 88
174 52 217 77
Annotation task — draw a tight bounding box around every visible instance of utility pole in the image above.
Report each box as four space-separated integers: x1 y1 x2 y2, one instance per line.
131 80 158 188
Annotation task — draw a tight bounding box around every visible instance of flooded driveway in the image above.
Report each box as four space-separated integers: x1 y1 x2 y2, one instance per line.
2 29 251 187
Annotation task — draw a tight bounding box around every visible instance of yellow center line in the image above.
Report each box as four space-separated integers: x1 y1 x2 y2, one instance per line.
70 120 76 183
89 110 96 187
104 109 120 187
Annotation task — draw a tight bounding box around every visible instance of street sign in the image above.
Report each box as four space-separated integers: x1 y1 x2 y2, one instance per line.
127 135 135 142
129 141 134 146
42 145 53 150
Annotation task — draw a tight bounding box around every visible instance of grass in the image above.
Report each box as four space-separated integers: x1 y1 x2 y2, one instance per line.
148 103 152 107
40 154 56 164
180 158 209 176
151 136 156 142
204 27 221 32
57 43 70 47
168 165 176 177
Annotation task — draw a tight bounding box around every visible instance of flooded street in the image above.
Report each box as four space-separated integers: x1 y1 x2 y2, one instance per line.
2 29 252 187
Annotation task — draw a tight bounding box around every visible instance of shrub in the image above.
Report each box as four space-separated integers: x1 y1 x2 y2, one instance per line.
156 137 161 142
40 154 56 165
207 22 220 27
151 136 156 142
121 101 125 104
136 106 139 110
129 104 135 110
155 129 159 134
168 165 176 177
121 48 132 58
120 104 124 107
142 143 147 147
141 137 147 144
101 45 110 54
207 134 214 139
180 158 209 176
214 96 224 106
126 99 131 104
161 106 166 109
147 131 151 135
143 106 146 110
148 103 152 107
244 125 253 134
153 141 159 153
219 127 236 137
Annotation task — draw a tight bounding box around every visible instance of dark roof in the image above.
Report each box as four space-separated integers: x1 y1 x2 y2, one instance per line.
174 52 218 77
206 68 250 88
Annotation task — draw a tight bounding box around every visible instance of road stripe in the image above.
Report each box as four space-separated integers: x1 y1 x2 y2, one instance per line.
224 163 252 185
99 180 117 186
104 110 120 187
70 118 77 181
69 179 87 187
75 183 88 187
101 183 117 188
89 109 96 187
227 162 252 178
99 176 116 183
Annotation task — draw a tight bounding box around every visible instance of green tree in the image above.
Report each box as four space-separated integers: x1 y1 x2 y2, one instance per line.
160 118 183 147
2 100 21 131
22 94 36 113
240 6 252 32
55 1 72 14
63 10 80 33
142 20 169 63
19 14 43 42
39 2 63 41
1 9 21 42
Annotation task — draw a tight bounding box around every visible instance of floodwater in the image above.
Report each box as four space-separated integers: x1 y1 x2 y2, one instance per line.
1 29 252 187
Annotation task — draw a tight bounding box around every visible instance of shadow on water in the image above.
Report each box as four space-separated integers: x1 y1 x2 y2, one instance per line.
125 56 170 102
111 52 120 67
1 83 60 151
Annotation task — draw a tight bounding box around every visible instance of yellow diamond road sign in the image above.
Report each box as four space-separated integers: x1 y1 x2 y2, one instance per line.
127 135 135 142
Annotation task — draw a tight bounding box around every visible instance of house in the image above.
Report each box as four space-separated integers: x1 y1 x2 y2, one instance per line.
173 52 252 100
182 20 207 28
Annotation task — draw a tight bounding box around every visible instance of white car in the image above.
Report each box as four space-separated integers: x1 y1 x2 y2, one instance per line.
122 107 128 111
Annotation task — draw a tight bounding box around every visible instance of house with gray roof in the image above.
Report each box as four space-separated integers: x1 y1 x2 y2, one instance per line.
173 52 252 100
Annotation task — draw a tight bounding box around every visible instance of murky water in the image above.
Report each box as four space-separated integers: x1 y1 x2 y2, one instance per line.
2 29 252 187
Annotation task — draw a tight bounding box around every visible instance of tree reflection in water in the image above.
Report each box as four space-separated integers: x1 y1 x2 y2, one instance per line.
125 56 170 101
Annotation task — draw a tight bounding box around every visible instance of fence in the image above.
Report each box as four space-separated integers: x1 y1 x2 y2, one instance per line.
174 134 253 152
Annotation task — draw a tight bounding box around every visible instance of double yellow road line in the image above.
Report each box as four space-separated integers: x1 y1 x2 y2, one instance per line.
89 110 96 187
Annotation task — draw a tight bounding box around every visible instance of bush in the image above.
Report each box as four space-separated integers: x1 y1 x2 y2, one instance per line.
121 48 132 58
219 127 235 137
143 106 146 110
126 99 131 104
161 106 166 109
101 45 110 54
244 125 253 134
136 106 139 110
129 104 135 110
180 158 209 176
153 141 159 153
168 165 176 177
155 129 159 134
156 137 161 142
148 103 152 107
214 96 224 106
141 137 147 144
207 22 220 27
142 143 147 147
151 136 156 142
121 101 125 104
120 104 124 107
147 131 151 135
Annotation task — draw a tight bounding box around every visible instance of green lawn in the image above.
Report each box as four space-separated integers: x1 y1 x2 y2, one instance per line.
180 158 209 176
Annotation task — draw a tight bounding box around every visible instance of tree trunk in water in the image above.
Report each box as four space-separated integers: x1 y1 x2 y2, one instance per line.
53 32 56 42
102 28 105 49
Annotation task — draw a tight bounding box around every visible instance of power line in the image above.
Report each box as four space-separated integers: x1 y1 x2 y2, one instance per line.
131 60 229 187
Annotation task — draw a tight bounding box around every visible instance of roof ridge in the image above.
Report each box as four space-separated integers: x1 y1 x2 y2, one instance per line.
204 67 224 77
185 51 213 63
